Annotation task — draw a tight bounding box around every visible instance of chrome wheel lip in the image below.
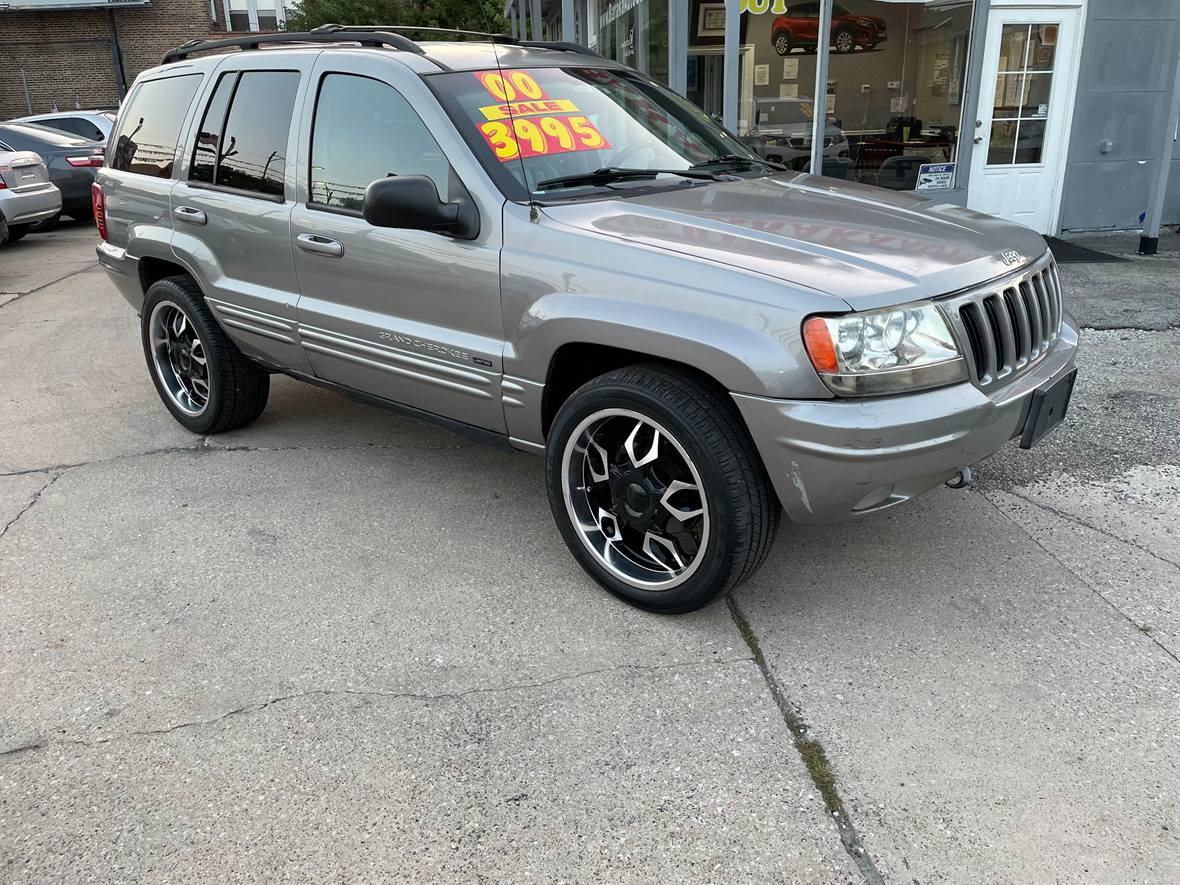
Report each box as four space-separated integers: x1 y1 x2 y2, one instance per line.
561 407 710 592
148 300 209 418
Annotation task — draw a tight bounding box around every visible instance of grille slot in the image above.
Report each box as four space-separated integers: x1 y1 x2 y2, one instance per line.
950 256 1062 389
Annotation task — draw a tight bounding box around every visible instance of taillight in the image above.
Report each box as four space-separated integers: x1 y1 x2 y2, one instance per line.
67 155 105 168
92 181 108 241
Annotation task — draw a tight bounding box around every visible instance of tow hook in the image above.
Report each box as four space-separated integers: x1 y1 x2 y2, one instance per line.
945 467 974 490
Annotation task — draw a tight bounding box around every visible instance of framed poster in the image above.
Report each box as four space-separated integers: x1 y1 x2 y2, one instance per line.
698 3 726 37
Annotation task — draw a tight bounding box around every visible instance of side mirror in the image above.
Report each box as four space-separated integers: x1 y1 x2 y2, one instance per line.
362 175 479 239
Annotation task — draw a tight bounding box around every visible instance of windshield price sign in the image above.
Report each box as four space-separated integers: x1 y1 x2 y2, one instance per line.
473 70 610 162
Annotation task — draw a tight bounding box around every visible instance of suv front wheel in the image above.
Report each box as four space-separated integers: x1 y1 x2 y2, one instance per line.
545 365 779 613
141 276 270 434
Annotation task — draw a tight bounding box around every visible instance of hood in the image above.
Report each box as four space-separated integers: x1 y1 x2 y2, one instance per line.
541 174 1048 311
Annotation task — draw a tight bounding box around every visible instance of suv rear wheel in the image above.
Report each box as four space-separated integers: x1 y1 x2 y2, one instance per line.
545 365 779 613
773 29 792 56
141 276 270 434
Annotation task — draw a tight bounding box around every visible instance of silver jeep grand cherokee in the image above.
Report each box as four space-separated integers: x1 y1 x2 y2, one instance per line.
95 26 1078 613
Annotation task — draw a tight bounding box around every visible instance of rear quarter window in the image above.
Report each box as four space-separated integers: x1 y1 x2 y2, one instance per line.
110 74 203 178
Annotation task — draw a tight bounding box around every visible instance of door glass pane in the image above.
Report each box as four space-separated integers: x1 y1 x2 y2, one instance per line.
988 120 1016 165
310 74 452 211
1014 119 1045 164
1021 73 1052 117
987 22 1055 166
1027 24 1057 71
217 70 299 196
997 24 1028 72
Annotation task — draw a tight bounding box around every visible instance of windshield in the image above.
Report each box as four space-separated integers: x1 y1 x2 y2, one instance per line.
430 66 766 200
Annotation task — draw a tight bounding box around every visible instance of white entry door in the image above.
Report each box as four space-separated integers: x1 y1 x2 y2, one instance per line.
967 7 1081 234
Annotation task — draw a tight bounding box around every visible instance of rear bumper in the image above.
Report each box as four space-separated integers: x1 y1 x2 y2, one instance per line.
733 316 1079 524
96 241 144 311
0 185 61 225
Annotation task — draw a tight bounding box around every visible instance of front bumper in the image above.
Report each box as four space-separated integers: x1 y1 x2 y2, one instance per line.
0 184 61 225
733 315 1079 524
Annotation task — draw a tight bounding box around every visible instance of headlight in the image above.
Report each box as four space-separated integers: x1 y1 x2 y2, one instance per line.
802 302 968 396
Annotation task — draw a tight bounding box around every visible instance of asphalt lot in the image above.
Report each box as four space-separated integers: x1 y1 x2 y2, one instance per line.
2 222 1178 883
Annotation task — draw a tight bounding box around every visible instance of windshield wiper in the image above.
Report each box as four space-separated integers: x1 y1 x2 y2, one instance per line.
534 166 723 192
690 154 788 172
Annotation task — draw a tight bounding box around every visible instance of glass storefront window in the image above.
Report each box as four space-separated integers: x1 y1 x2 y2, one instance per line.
711 4 820 166
814 1 973 189
597 1 670 85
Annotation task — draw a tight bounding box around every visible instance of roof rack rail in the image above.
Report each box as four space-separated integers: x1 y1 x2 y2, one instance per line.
160 28 425 64
310 23 517 44
518 40 604 58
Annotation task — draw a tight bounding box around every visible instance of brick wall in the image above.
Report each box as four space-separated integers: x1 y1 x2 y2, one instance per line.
0 0 229 119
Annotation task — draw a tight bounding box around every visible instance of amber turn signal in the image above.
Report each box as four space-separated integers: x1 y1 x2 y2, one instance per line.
802 316 839 374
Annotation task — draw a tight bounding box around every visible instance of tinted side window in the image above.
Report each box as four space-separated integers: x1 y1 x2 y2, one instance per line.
216 70 300 197
49 118 84 136
110 74 202 177
309 73 452 212
76 119 106 141
190 72 238 184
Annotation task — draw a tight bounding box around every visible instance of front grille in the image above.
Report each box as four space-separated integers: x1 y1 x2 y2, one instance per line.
943 255 1063 389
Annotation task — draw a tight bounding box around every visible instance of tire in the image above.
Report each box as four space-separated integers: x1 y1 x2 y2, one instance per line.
833 26 857 53
545 364 779 614
772 30 792 56
6 224 30 243
141 275 270 434
0 214 8 247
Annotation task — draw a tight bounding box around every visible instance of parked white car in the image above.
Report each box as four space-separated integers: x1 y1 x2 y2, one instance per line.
10 110 116 143
0 149 62 246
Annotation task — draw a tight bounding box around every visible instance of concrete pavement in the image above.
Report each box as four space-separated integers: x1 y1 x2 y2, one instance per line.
1 222 1177 882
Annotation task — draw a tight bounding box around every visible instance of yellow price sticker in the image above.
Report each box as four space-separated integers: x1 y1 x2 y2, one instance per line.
479 98 581 121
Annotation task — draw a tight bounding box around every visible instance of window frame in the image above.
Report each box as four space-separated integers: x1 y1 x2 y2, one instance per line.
222 0 286 33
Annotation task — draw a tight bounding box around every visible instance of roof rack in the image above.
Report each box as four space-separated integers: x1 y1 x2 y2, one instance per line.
161 28 426 64
518 40 604 58
310 23 517 43
161 23 604 66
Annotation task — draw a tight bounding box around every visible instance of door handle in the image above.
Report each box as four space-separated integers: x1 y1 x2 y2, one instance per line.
296 233 344 258
173 206 207 225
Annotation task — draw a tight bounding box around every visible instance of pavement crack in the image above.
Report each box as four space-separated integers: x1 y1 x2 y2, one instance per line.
726 597 885 885
0 263 98 308
0 657 754 757
1001 489 1180 572
0 440 475 476
0 471 65 540
979 491 1180 667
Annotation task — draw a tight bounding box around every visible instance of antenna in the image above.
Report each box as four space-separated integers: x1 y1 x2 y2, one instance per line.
478 3 536 206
